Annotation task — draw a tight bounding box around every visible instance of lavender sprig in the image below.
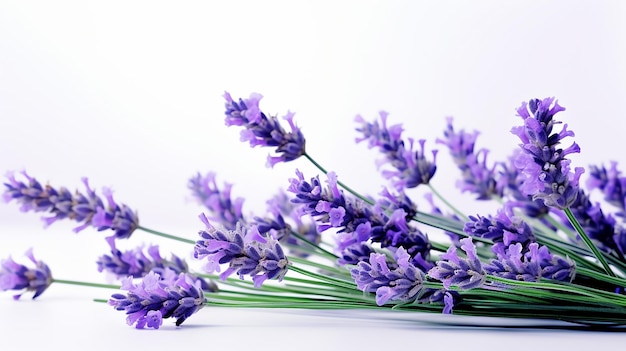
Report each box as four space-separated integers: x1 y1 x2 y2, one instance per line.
350 247 426 306
3 172 138 239
464 209 536 253
511 97 584 209
194 214 290 287
96 237 218 292
355 111 437 190
437 117 500 200
0 249 52 300
428 238 486 290
288 169 431 269
223 92 306 167
109 271 206 329
587 162 626 217
485 242 575 282
188 172 245 230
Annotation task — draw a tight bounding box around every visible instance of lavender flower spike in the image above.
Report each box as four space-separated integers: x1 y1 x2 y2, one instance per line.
223 92 306 167
96 237 218 292
109 270 206 329
436 117 500 199
511 98 584 209
188 172 246 230
355 111 437 190
428 237 486 290
3 172 139 239
485 242 575 282
1 248 52 300
194 214 290 287
350 247 425 306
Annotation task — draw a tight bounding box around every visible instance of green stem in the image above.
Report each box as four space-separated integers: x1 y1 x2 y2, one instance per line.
289 265 357 290
137 225 195 244
52 279 120 290
563 208 616 277
427 184 468 220
288 230 338 260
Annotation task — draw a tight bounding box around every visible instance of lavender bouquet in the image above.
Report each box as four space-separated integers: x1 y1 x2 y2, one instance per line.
3 93 626 329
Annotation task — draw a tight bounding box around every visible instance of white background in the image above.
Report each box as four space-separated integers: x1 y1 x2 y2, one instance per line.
1 1 626 348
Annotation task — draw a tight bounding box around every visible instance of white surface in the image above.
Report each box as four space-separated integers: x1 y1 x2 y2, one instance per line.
1 1 626 348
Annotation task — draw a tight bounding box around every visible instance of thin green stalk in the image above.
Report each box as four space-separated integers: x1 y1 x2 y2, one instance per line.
288 230 338 260
137 225 195 244
576 267 626 287
564 208 616 277
289 265 357 290
427 184 469 220
287 256 350 277
53 279 120 290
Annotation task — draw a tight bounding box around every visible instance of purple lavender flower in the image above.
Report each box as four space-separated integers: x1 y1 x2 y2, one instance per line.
338 242 377 266
350 247 425 306
355 111 437 190
436 117 500 199
0 248 52 300
3 172 138 239
264 190 321 258
464 209 536 252
96 237 218 292
109 271 206 329
511 97 584 209
587 162 626 216
223 92 306 167
194 214 290 287
485 242 575 282
497 149 552 219
188 172 245 230
288 169 431 265
428 238 486 290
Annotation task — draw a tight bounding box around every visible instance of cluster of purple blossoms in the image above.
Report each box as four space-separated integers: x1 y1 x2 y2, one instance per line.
194 214 290 287
355 112 437 190
188 172 245 230
497 149 552 219
428 238 486 290
223 92 306 168
3 172 138 239
109 271 206 329
437 117 501 200
288 169 431 270
485 242 575 282
351 248 425 305
351 247 455 312
464 209 536 253
264 190 321 257
511 97 584 209
188 172 320 258
96 237 217 292
0 249 52 300
587 162 626 216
